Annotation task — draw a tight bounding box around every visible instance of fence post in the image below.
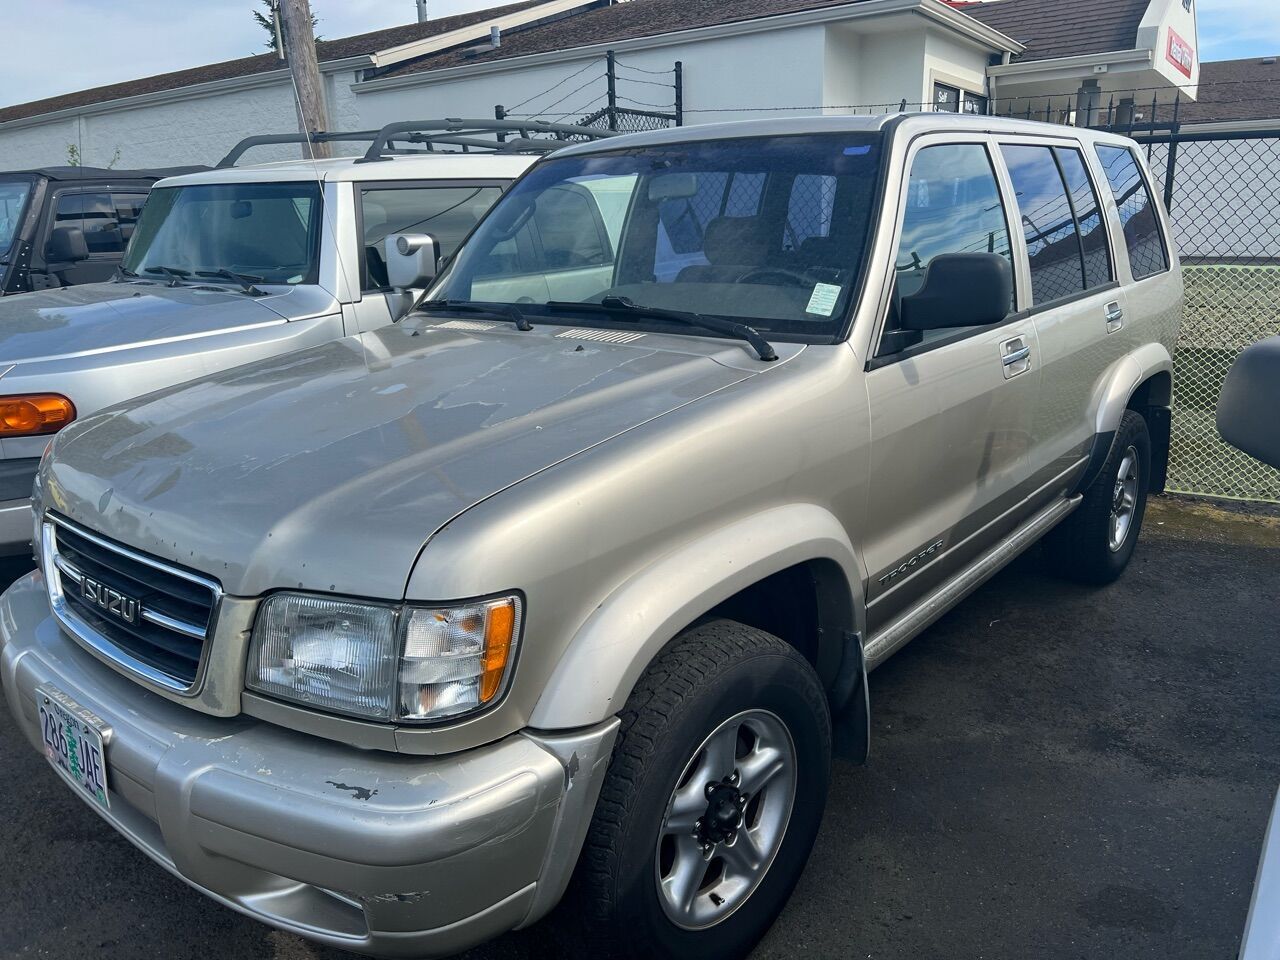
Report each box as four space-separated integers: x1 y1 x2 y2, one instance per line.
1162 98 1181 211
605 49 618 131
674 60 683 126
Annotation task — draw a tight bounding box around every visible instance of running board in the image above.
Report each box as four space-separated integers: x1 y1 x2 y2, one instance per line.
864 495 1081 670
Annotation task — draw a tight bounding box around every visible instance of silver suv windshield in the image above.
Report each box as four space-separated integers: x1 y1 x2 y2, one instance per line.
122 181 323 285
427 133 884 342
0 179 33 257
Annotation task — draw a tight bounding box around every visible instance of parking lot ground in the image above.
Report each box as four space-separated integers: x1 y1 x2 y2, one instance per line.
0 495 1277 960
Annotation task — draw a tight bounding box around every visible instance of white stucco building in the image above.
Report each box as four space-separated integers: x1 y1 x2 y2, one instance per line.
0 0 1210 170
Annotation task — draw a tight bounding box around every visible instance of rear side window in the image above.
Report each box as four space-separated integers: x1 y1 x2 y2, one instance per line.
1094 145 1169 280
1001 145 1114 305
1001 145 1085 305
360 185 504 291
54 191 124 255
1055 149 1112 289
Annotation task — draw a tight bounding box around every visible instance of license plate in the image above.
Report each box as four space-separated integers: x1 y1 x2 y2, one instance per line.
38 686 110 810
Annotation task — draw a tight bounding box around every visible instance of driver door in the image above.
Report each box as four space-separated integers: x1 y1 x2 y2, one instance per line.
861 136 1041 633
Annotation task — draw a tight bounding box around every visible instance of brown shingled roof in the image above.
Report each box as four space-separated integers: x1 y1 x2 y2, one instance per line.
961 0 1151 63
1178 56 1280 124
375 0 917 79
0 0 548 124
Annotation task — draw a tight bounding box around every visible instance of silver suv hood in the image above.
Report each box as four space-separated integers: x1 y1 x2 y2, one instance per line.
43 323 762 598
0 282 293 365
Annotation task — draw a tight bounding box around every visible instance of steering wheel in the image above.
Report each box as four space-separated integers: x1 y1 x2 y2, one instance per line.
735 266 813 287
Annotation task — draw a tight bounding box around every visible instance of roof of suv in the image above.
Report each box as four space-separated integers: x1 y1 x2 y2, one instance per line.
552 112 1136 157
4 165 209 181
157 151 539 188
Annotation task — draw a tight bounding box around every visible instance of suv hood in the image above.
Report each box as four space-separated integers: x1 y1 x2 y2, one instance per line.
0 282 292 365
43 323 763 598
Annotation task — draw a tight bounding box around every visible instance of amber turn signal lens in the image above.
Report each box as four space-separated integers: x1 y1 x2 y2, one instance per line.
480 599 517 703
0 394 75 438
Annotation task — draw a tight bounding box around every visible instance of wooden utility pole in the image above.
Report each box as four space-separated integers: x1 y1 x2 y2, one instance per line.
277 0 331 159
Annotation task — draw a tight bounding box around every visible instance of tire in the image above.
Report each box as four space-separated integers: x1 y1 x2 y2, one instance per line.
1045 408 1151 585
564 620 832 960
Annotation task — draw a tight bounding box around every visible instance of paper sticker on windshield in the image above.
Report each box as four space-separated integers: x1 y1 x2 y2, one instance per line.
805 283 842 317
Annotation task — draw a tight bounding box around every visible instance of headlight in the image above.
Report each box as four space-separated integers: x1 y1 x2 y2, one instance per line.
246 592 522 723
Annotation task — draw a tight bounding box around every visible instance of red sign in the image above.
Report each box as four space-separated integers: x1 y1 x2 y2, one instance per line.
1167 28 1195 78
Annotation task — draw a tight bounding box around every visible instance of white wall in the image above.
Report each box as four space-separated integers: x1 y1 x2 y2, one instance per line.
0 68 363 170
354 26 829 130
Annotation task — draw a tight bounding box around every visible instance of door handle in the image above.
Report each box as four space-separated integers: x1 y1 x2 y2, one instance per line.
999 337 1032 379
1104 301 1124 333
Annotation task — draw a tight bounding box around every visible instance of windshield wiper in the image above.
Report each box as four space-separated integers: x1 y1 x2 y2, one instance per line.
143 265 192 287
112 266 139 281
546 296 778 362
195 269 265 296
417 299 532 332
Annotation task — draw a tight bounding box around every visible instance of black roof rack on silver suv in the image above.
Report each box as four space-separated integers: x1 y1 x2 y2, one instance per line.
216 119 617 168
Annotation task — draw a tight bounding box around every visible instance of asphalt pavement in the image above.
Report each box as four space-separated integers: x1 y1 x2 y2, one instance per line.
1 497 1277 960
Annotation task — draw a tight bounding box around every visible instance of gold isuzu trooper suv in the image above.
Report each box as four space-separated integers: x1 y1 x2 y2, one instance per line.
1 112 1181 959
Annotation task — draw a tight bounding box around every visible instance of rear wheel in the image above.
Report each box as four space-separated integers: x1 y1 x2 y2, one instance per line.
566 620 831 960
1045 408 1151 584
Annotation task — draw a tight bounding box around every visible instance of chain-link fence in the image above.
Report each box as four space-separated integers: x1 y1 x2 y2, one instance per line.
1137 129 1280 502
498 49 682 133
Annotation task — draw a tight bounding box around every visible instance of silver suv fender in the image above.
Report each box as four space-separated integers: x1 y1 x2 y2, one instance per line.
1093 342 1173 436
529 502 864 730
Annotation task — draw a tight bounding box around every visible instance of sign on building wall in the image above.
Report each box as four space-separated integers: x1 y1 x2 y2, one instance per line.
1166 27 1195 79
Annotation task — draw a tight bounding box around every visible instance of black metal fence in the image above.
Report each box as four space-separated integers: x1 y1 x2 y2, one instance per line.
496 49 682 134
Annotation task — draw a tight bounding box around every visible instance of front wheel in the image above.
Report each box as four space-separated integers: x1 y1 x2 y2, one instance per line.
565 620 831 960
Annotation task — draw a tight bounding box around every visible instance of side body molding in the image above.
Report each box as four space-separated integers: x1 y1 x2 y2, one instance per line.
529 503 865 730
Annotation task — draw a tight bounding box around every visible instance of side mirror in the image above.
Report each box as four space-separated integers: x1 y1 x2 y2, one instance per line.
46 226 88 263
1217 335 1280 469
900 253 1013 331
385 233 439 290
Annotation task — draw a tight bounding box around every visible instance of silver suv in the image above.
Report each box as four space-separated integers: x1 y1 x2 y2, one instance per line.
0 114 1180 960
0 121 614 555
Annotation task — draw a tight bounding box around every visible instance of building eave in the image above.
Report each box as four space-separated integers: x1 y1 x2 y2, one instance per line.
370 0 604 68
987 47 1154 80
353 0 1024 95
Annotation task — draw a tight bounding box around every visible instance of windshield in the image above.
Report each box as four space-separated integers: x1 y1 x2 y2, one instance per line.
0 179 33 257
428 133 884 341
122 181 323 285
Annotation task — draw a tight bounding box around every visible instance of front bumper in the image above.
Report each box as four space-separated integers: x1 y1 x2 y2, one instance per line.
0 571 618 957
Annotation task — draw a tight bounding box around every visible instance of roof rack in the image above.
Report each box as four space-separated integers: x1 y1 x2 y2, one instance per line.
217 131 385 168
216 120 616 169
355 119 617 163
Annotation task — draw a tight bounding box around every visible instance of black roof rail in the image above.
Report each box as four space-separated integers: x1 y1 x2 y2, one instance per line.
216 130 386 168
355 118 617 163
216 120 616 169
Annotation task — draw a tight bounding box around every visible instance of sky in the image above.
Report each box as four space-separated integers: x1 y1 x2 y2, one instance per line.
0 0 1276 109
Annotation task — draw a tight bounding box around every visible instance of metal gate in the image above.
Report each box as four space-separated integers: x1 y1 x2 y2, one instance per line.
1134 128 1280 502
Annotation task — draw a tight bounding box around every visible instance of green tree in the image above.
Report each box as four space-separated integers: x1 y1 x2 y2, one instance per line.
252 0 321 53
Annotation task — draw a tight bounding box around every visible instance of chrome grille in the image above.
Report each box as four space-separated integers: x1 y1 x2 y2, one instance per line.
42 515 221 692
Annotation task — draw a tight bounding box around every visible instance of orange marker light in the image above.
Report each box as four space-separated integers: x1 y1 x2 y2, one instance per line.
0 394 75 438
480 599 517 703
